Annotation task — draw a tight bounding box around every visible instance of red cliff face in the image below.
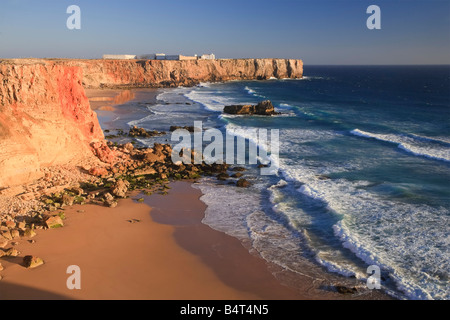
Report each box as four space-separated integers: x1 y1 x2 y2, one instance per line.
0 60 104 187
0 58 303 187
65 58 303 88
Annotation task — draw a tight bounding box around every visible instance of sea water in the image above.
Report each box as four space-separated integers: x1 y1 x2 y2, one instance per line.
121 66 449 300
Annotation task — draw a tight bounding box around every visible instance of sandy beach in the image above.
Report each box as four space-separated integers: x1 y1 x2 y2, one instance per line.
0 182 309 300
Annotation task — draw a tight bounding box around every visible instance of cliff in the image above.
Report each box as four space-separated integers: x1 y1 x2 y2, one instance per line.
66 58 303 88
0 60 104 187
0 58 303 188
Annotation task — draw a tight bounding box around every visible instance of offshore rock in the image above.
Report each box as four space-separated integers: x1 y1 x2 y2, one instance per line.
223 100 278 116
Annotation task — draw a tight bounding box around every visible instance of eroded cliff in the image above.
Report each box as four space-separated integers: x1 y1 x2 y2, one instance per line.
0 58 303 187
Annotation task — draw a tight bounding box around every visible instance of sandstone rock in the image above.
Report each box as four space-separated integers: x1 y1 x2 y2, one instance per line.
105 200 118 208
124 142 134 151
23 256 44 269
0 238 8 248
17 221 26 230
10 229 20 239
91 141 116 164
237 178 251 188
1 231 12 241
133 167 157 176
23 228 36 238
223 104 254 115
104 192 115 202
4 247 20 257
89 167 109 177
45 216 64 229
5 221 16 229
231 172 243 178
0 263 3 271
62 194 75 206
144 152 165 163
111 180 130 198
232 167 247 172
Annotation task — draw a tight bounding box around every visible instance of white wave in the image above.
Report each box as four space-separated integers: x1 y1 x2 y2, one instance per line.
281 76 328 81
351 129 450 162
184 89 237 112
244 86 256 95
279 157 450 300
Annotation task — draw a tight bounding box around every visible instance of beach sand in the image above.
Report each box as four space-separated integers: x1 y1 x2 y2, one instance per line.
0 182 311 300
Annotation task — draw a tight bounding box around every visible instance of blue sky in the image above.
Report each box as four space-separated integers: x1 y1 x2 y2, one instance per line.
0 0 449 64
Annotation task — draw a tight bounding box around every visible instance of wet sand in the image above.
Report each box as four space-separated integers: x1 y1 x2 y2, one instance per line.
0 182 311 300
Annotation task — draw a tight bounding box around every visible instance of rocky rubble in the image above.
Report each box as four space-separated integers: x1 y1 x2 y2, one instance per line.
0 126 258 277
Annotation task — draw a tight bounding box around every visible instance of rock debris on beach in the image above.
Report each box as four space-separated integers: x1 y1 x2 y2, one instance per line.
23 255 44 269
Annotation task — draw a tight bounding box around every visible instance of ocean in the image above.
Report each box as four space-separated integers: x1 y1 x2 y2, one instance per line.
107 65 449 300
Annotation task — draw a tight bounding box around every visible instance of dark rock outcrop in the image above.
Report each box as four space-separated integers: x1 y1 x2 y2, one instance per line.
223 100 278 116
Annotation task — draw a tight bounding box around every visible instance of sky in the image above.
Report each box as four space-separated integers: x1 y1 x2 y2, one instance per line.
0 0 449 64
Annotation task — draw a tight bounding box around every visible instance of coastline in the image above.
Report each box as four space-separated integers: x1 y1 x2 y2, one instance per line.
0 86 392 300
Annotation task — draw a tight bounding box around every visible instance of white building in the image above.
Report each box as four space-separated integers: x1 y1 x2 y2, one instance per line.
138 54 156 60
200 53 215 60
103 54 137 60
165 55 180 60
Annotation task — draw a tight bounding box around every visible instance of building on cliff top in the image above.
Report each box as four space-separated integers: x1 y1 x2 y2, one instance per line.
137 53 215 61
103 54 137 60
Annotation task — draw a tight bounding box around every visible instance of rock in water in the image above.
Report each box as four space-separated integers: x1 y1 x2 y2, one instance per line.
223 104 254 115
335 286 358 294
236 178 251 188
23 256 44 269
254 100 276 115
223 100 278 116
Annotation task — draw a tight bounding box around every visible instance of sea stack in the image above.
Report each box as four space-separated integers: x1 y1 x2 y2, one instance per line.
223 100 278 116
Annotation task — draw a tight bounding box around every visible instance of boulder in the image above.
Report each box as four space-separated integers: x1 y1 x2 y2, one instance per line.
217 173 230 181
254 100 276 115
0 238 8 248
105 200 118 208
236 178 251 188
335 286 358 294
23 256 44 269
5 221 16 229
144 152 165 163
124 142 134 151
45 216 64 229
223 104 254 115
223 100 278 116
10 229 20 239
4 247 20 257
1 231 12 241
62 194 75 206
91 141 116 164
89 167 109 177
111 179 130 198
23 228 37 238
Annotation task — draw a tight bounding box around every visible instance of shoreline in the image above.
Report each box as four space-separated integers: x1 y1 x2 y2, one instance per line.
0 88 392 300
